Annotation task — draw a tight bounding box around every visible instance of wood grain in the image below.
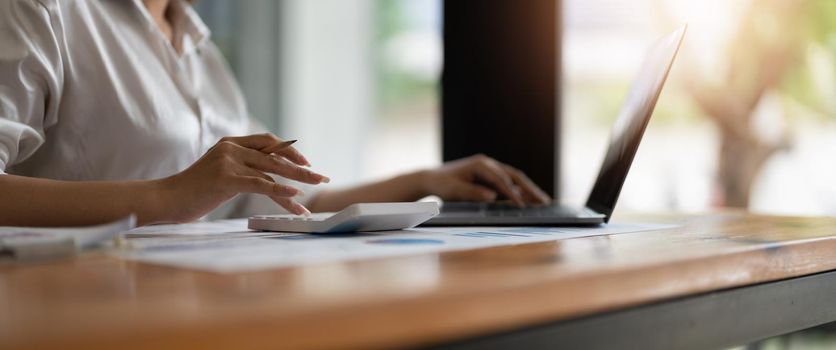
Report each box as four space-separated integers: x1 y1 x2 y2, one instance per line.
3 211 836 350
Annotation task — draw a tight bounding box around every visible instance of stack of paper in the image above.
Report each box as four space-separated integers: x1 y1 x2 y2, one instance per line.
0 216 136 260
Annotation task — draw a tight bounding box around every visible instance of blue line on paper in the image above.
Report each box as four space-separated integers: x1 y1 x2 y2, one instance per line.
453 231 534 238
366 238 445 245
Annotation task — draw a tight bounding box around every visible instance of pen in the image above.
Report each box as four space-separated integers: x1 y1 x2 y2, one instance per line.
263 139 297 154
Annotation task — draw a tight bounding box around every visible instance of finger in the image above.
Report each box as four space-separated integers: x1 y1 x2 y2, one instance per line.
269 147 311 167
445 180 497 202
271 196 311 216
220 134 311 166
233 166 308 197
233 164 276 182
268 156 330 184
502 164 552 204
512 185 542 205
234 175 304 198
473 163 525 207
233 145 330 184
219 134 289 151
264 143 310 167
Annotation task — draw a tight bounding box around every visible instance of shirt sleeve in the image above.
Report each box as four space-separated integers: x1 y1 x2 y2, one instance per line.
0 0 64 174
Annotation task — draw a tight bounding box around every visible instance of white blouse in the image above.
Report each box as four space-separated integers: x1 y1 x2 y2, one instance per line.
0 0 302 216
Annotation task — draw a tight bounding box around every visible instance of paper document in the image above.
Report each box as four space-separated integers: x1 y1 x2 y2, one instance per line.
0 216 136 260
118 219 674 273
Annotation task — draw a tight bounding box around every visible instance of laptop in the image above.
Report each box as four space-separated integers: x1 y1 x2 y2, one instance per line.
422 26 686 226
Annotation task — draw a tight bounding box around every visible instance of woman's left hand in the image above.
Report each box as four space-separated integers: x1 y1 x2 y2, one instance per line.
420 154 552 207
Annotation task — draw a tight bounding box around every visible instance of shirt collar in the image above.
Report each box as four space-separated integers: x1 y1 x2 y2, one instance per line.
170 0 211 52
128 0 211 56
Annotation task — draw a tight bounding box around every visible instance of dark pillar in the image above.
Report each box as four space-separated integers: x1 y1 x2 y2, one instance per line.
442 0 561 198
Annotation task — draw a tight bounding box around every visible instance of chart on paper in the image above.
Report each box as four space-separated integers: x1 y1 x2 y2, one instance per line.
118 220 676 273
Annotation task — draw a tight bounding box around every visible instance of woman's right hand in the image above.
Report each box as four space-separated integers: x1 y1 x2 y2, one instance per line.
153 134 330 223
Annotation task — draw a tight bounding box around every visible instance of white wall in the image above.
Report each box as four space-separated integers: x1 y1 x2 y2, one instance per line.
279 0 376 187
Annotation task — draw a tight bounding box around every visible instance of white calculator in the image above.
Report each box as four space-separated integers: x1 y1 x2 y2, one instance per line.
248 202 440 233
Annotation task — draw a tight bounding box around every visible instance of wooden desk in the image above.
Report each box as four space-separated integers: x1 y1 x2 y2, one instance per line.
3 211 836 350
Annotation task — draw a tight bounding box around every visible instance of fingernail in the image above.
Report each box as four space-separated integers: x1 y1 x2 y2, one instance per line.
296 204 311 217
320 176 331 184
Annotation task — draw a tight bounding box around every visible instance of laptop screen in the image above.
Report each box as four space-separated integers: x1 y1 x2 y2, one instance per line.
585 26 686 222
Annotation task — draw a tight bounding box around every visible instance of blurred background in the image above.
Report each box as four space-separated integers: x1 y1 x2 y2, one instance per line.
193 1 836 347
195 0 441 191
193 0 836 217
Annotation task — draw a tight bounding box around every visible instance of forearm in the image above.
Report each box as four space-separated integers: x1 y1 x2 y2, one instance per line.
306 171 430 212
0 174 167 227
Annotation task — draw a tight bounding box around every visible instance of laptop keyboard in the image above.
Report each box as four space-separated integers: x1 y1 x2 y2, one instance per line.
440 202 587 217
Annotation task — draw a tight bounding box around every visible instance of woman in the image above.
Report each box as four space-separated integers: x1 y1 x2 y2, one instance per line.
0 0 550 227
